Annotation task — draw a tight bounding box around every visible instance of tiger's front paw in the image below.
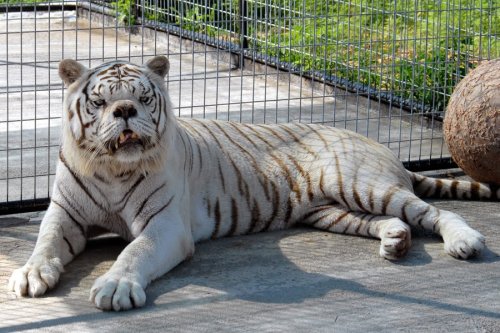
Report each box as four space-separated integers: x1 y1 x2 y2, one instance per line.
90 274 146 311
443 227 485 259
8 257 64 297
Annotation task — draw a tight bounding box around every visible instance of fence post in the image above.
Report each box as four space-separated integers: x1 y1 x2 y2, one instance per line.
238 0 248 69
133 0 141 27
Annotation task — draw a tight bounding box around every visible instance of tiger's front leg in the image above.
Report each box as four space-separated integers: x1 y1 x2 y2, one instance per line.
8 201 87 297
89 208 194 311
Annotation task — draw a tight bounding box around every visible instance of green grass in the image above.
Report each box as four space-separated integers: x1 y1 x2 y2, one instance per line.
0 0 53 4
256 0 500 112
139 0 499 112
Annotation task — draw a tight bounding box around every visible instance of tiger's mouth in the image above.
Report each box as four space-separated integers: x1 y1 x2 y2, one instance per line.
113 129 143 151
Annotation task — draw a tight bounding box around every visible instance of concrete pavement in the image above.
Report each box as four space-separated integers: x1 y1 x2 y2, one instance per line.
0 184 499 332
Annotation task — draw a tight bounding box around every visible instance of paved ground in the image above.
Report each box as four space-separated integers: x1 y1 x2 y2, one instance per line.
1 173 499 332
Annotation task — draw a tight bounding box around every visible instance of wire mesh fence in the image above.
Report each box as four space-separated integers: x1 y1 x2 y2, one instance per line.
0 0 498 214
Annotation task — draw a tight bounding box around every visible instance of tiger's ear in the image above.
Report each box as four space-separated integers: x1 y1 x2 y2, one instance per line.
145 56 169 78
59 59 87 86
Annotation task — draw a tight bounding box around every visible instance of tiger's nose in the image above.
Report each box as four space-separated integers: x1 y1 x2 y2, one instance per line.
113 104 137 120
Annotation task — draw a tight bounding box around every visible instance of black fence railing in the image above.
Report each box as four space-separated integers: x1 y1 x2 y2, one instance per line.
132 0 499 117
0 0 498 214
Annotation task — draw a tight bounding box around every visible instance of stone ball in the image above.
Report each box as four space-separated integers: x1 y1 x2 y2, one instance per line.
444 59 500 184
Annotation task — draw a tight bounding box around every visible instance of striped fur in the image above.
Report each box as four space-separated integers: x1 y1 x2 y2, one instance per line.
9 57 498 311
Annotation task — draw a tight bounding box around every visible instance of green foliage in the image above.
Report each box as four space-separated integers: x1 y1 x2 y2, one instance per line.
20 0 493 112
0 0 47 4
112 0 136 25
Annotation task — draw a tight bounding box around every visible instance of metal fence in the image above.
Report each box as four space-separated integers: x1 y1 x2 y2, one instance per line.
0 0 498 214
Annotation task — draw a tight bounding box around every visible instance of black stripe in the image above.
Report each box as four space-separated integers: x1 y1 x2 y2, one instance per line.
140 196 174 232
93 172 110 184
278 125 319 158
368 187 375 212
51 199 85 236
333 153 349 209
177 131 190 175
258 124 287 144
434 179 443 198
450 180 459 198
411 173 425 188
302 205 330 222
59 151 106 211
270 153 302 203
310 213 329 227
284 197 294 227
116 169 134 179
241 123 275 149
206 198 212 217
134 182 167 219
228 156 246 198
354 214 368 234
194 121 247 198
117 174 146 211
366 223 376 238
470 182 481 200
326 211 350 230
211 199 222 239
287 154 314 201
414 206 431 228
227 198 239 237
186 133 196 174
179 120 210 177
305 124 330 150
401 201 409 222
381 187 398 215
432 211 441 232
212 121 270 202
76 83 90 144
261 181 280 232
247 198 261 234
217 159 226 192
352 182 366 212
63 236 75 256
56 183 88 224
227 121 260 150
319 168 326 196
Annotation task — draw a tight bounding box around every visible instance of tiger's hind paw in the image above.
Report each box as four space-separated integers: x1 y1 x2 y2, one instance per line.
379 222 412 260
443 227 485 259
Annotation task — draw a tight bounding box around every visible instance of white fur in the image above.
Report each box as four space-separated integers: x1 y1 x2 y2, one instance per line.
8 57 488 311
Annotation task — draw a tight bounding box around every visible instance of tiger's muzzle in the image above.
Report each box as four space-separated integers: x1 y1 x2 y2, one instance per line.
107 128 144 154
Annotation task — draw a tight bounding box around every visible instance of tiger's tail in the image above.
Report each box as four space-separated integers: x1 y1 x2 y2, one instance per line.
408 171 499 200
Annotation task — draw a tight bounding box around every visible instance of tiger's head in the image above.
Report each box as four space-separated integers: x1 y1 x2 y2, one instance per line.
58 56 174 176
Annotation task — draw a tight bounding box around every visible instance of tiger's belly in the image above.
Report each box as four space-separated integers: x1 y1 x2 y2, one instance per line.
189 184 328 243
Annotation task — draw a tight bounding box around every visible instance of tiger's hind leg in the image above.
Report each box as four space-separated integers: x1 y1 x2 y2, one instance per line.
377 188 485 259
302 205 411 260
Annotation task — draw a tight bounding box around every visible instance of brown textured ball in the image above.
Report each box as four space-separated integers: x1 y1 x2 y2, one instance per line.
444 59 500 185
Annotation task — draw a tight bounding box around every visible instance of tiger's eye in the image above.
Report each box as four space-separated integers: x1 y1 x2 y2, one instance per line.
91 100 106 108
140 96 152 104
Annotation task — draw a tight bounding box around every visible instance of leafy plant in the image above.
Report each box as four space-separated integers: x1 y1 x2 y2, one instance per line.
112 0 136 25
105 0 500 112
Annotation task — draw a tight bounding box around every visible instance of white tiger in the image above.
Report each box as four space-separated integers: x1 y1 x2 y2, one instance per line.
8 56 499 311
